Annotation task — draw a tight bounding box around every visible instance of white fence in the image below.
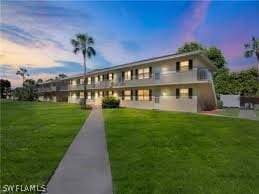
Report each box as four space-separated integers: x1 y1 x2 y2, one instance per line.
220 94 240 108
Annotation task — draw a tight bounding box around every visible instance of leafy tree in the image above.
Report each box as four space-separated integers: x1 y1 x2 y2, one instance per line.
13 87 25 100
214 67 258 97
0 79 11 98
177 42 226 69
177 42 205 53
213 67 231 96
244 36 259 80
23 79 38 101
58 73 67 79
71 33 96 109
37 79 43 84
13 79 38 101
206 47 226 69
16 67 29 85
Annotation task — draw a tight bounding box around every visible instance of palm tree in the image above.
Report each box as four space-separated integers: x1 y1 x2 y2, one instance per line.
71 33 96 108
16 68 29 86
244 36 259 81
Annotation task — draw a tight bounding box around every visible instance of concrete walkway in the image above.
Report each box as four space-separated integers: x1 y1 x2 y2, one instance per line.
46 108 113 194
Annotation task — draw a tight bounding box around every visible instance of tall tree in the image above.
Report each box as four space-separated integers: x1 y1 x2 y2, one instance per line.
36 78 43 84
0 79 11 98
177 41 226 69
58 73 67 79
71 33 96 108
206 47 226 69
23 79 38 101
16 68 29 85
244 36 259 81
177 42 205 53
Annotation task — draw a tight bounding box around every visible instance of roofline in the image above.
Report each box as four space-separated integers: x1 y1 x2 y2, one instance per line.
41 51 216 83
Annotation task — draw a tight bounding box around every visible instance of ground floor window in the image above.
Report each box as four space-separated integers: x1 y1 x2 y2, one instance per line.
137 89 150 101
108 90 113 96
176 88 193 99
124 90 132 100
80 92 84 98
99 91 103 97
87 91 91 99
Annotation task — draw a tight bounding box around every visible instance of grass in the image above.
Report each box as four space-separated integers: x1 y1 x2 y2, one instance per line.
104 108 259 194
1 100 89 192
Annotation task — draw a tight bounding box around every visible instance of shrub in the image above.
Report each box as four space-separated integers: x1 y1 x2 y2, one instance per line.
217 100 223 109
102 96 120 108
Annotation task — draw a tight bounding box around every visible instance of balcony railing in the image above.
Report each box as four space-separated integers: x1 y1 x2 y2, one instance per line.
67 68 212 91
38 86 56 93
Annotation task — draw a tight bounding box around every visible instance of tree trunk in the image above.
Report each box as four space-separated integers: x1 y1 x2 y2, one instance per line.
257 59 259 83
83 54 87 109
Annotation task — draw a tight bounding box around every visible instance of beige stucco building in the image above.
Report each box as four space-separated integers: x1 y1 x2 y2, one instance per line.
38 51 217 112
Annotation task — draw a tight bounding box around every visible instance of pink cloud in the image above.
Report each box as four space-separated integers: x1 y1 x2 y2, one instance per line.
181 1 210 42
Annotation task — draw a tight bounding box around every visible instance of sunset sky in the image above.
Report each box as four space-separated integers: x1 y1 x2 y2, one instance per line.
1 1 259 87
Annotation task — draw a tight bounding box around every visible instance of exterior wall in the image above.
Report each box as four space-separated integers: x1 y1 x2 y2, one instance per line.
37 52 216 113
197 84 217 111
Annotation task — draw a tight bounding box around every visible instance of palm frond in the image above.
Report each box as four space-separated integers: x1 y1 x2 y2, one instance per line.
73 47 80 54
88 37 95 45
87 47 96 58
244 50 253 58
244 43 250 49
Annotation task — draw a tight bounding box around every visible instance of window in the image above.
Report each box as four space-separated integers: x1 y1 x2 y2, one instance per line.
80 92 84 98
72 80 77 85
87 91 91 99
176 60 193 72
80 79 84 84
99 75 104 81
138 89 150 101
108 90 113 96
108 73 113 81
124 90 131 100
138 68 150 79
99 91 103 97
176 88 193 99
125 70 131 80
180 88 189 97
180 61 189 71
87 77 91 85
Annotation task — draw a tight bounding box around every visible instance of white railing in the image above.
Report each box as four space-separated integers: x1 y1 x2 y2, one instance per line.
66 68 212 91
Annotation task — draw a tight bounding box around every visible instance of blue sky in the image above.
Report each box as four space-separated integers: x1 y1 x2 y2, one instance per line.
1 1 259 87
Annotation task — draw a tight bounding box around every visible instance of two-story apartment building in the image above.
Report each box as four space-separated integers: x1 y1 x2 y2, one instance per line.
38 51 217 112
38 79 68 102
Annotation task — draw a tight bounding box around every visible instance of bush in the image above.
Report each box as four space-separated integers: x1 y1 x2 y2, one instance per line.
102 96 120 108
217 100 223 109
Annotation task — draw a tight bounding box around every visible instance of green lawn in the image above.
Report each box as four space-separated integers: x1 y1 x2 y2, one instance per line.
104 108 259 194
1 100 89 191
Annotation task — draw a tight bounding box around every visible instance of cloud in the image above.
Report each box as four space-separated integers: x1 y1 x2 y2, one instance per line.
181 1 210 42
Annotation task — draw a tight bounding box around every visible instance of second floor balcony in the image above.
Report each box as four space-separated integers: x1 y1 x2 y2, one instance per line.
67 68 212 91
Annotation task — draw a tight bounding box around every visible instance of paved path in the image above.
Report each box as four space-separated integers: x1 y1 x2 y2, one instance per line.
46 108 113 194
239 109 258 120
